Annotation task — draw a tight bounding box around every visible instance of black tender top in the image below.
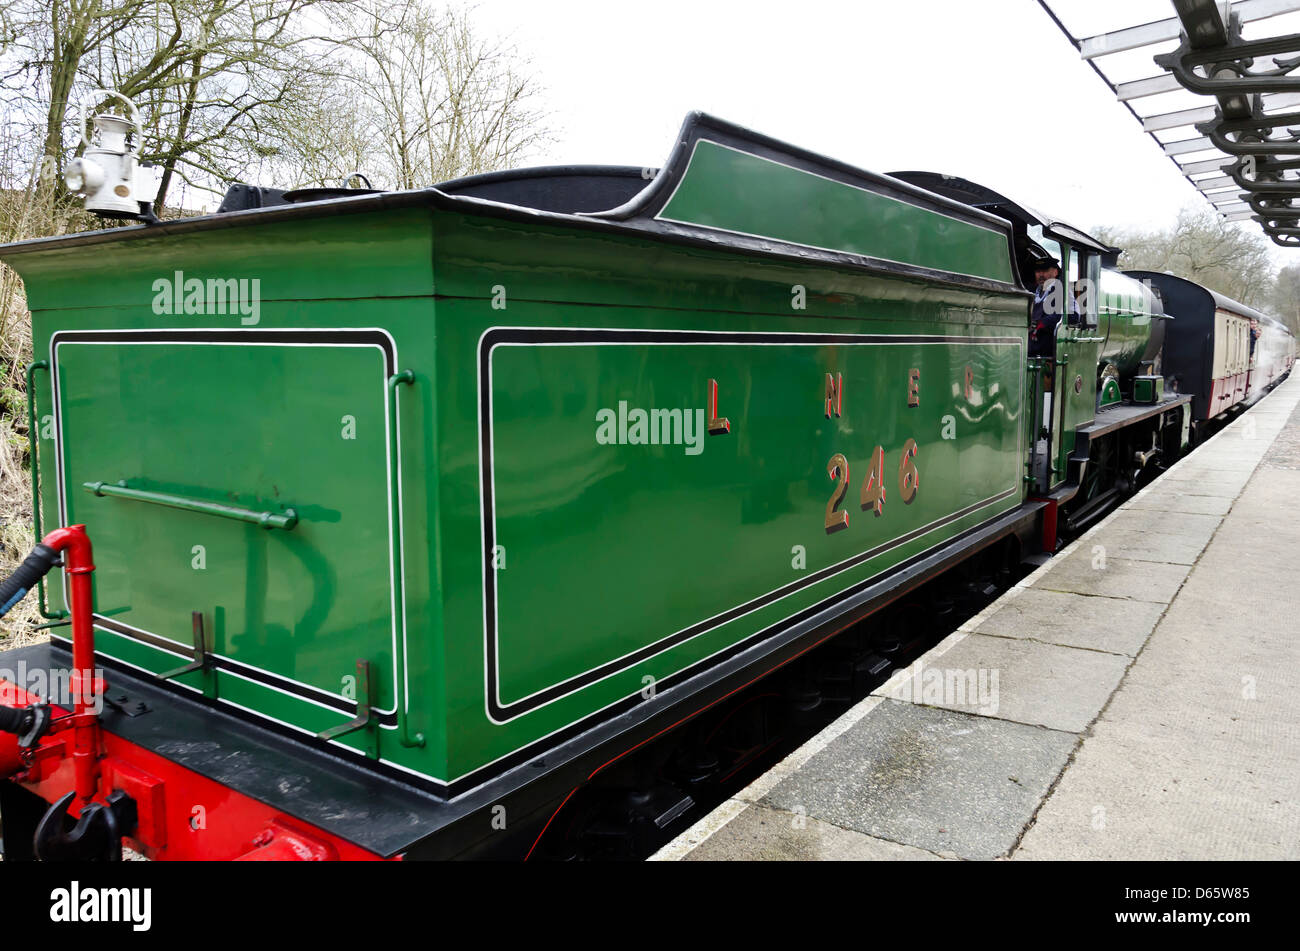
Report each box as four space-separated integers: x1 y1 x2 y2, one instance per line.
890 170 1113 255
434 166 653 214
218 166 655 217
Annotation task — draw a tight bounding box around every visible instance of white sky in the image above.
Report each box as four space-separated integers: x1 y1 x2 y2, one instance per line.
470 0 1299 264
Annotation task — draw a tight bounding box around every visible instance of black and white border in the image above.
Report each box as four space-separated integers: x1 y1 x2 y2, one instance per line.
479 326 1025 723
48 328 408 730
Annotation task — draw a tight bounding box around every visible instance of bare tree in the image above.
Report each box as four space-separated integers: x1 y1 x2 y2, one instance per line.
0 1 553 639
1096 205 1277 310
1268 263 1300 336
322 1 551 190
2 1 551 211
1 1 368 215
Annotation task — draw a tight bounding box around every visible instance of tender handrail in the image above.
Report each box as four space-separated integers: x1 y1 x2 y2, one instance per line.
82 481 297 530
386 369 425 749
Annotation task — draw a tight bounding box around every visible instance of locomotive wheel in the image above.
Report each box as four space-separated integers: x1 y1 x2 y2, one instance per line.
1081 435 1116 501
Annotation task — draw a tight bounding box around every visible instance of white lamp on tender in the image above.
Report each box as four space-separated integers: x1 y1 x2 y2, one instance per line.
65 90 157 221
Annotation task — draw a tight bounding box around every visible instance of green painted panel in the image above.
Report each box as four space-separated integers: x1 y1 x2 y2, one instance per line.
434 277 1028 774
1052 329 1103 485
10 222 447 779
13 208 434 313
55 341 398 712
487 336 1024 708
658 140 1015 284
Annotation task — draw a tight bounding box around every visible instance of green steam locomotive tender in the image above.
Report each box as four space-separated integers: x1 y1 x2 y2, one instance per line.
0 110 1286 860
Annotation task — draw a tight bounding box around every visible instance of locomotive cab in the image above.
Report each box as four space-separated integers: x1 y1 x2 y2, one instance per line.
888 171 1112 493
886 172 1201 529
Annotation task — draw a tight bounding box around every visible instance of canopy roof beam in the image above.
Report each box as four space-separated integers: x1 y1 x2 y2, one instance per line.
1078 0 1299 59
1039 0 1300 245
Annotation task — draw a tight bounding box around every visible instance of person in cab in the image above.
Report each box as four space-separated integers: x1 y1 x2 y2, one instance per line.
1028 251 1077 383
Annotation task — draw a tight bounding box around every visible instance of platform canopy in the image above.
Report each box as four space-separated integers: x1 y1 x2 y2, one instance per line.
1038 0 1300 246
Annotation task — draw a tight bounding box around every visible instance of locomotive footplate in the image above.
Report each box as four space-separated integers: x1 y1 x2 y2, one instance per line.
1068 393 1193 484
1075 393 1192 440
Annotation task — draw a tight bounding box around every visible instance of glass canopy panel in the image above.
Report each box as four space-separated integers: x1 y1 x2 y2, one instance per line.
1037 0 1300 245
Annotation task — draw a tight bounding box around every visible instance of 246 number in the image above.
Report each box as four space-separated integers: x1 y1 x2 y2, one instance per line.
824 439 920 534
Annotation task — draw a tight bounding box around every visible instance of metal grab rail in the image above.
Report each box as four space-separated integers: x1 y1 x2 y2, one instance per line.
82 481 298 530
386 369 425 749
1025 357 1048 490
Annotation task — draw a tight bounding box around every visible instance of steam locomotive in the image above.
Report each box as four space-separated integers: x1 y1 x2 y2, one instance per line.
0 109 1291 860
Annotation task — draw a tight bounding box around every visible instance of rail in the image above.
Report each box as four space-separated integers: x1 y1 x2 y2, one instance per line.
82 481 298 530
386 369 425 749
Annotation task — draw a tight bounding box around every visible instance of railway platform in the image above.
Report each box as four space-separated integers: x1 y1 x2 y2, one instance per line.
654 375 1300 862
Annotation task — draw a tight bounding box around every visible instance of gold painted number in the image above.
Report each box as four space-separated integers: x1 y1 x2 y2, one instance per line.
859 445 886 516
898 438 920 504
825 453 850 534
